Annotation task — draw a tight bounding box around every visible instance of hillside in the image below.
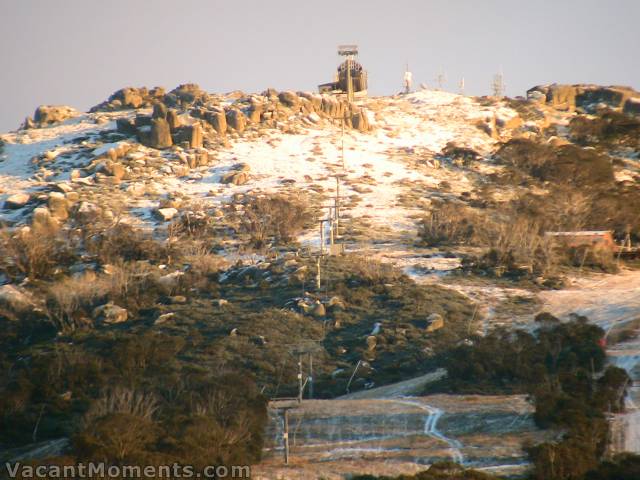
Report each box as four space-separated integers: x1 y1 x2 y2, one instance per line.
1 83 640 478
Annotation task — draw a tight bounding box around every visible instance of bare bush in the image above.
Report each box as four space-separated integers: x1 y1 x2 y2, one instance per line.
0 226 76 280
169 202 215 239
344 255 404 285
418 203 478 246
237 194 308 248
181 243 228 277
83 223 171 264
46 273 111 330
46 262 163 330
84 386 158 425
475 215 559 275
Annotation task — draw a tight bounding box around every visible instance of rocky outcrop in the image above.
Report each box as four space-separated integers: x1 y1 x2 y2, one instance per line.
189 122 203 148
205 109 227 135
47 192 69 220
623 98 640 117
90 86 165 112
527 84 639 113
165 83 209 108
351 107 370 132
226 109 246 133
32 207 60 232
167 109 182 130
278 91 300 109
154 207 178 221
221 170 249 185
152 102 168 119
92 303 128 324
4 193 30 209
22 105 79 129
426 313 444 332
141 118 173 149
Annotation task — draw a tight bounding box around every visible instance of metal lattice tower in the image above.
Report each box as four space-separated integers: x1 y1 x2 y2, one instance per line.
492 70 506 98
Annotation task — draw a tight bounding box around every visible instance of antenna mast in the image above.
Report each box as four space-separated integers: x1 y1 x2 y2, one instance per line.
403 63 413 94
435 68 446 91
492 69 506 98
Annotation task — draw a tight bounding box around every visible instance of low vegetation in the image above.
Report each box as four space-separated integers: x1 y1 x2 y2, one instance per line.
428 315 632 480
233 193 311 249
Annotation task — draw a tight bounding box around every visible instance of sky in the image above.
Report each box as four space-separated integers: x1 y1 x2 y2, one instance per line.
1 0 639 132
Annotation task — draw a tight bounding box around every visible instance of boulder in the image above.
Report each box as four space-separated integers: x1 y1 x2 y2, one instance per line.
117 88 144 108
47 192 69 220
165 83 208 107
327 296 346 311
527 84 577 111
92 303 128 324
624 98 640 117
226 109 246 133
221 171 249 185
206 110 227 135
148 118 173 149
76 201 100 221
107 162 126 181
366 335 377 351
248 103 263 123
4 193 30 209
152 102 168 119
527 84 639 113
91 87 163 112
154 207 178 221
33 105 78 125
189 122 203 149
312 302 326 318
158 271 184 290
154 312 175 325
278 91 300 108
167 109 182 131
351 108 370 132
576 86 633 112
426 313 445 332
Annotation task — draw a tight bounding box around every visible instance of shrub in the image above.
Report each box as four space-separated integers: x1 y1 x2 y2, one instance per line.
496 139 614 187
418 203 478 246
0 226 77 281
168 202 216 239
83 387 159 425
566 245 618 273
236 194 308 248
46 273 111 331
84 223 171 265
570 111 640 148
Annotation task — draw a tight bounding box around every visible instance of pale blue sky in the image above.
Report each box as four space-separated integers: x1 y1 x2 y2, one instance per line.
1 0 639 131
